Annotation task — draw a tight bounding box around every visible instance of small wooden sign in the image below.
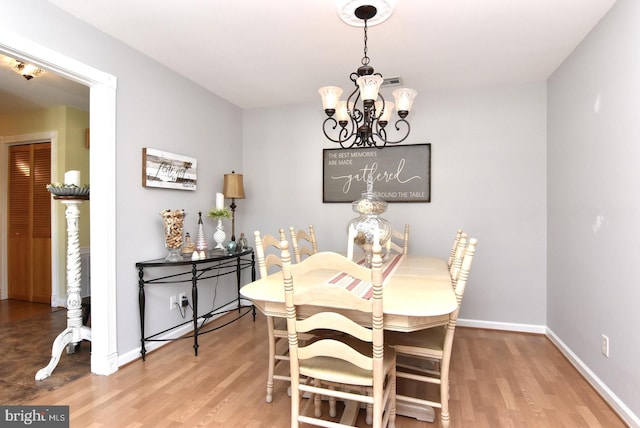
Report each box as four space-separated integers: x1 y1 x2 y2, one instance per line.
142 148 197 191
323 144 431 203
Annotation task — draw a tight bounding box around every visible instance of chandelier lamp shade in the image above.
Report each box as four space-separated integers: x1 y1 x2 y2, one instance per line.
319 4 417 149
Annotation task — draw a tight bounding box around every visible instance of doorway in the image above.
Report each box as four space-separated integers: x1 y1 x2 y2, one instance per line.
7 142 51 303
1 34 118 376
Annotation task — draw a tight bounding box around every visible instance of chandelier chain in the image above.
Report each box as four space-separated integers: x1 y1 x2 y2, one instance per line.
362 18 370 66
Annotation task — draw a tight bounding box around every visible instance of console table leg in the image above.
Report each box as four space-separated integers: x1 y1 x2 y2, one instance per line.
192 263 199 356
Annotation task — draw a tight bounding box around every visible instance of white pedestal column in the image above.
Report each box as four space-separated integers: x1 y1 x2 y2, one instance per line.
36 196 92 380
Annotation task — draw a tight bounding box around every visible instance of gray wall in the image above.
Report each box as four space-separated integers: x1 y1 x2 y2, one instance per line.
548 0 640 420
2 1 244 357
242 82 548 326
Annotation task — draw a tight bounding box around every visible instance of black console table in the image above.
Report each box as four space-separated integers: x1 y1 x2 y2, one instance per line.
136 248 255 360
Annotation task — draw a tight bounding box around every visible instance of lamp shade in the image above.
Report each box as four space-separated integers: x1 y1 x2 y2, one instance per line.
392 88 417 113
319 86 343 111
223 172 246 199
356 75 383 101
336 101 350 122
374 101 394 122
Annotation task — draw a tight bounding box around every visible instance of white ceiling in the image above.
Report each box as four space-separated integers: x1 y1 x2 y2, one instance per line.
1 0 617 113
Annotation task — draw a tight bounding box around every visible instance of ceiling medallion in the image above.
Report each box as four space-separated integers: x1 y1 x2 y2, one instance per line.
337 0 396 27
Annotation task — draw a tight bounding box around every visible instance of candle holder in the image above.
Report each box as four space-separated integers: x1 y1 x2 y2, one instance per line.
207 207 231 250
213 219 226 249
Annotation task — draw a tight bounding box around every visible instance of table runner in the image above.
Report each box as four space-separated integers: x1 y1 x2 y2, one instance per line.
325 253 404 299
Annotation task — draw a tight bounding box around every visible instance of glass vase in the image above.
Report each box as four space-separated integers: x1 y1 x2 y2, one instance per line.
347 175 391 267
160 209 185 262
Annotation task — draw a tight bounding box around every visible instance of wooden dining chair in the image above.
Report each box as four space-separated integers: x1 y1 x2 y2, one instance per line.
386 223 410 256
289 224 318 263
448 231 468 287
386 237 478 428
447 229 464 268
254 228 295 403
281 240 396 428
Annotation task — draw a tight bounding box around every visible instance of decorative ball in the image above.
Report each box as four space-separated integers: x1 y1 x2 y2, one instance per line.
226 240 237 253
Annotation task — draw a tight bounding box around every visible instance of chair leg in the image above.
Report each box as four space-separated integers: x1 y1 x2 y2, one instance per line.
314 378 322 417
291 379 300 428
390 365 397 428
439 372 450 428
329 385 337 418
266 317 276 403
439 328 455 427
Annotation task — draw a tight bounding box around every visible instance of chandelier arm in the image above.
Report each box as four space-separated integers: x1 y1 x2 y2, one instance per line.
322 117 359 148
367 127 388 149
379 119 411 145
346 85 361 109
351 108 364 124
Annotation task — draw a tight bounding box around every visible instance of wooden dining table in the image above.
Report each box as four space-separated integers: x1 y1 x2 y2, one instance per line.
239 252 458 422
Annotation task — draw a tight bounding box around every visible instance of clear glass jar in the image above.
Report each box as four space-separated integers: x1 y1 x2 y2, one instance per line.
347 175 391 267
160 209 185 262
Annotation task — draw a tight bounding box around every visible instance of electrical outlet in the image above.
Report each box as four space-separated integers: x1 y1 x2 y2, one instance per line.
179 292 189 307
601 334 609 357
169 295 177 310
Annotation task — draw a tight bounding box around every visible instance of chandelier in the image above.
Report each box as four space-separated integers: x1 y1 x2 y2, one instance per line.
319 4 417 149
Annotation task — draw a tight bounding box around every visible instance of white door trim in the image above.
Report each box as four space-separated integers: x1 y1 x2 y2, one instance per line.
0 29 119 376
1 132 60 305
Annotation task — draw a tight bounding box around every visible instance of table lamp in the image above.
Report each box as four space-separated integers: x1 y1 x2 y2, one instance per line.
223 171 246 242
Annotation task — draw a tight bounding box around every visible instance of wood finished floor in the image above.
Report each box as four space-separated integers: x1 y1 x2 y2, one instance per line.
4 301 626 427
0 300 91 404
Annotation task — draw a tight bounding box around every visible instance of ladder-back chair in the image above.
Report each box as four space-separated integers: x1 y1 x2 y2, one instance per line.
386 236 478 428
282 241 396 428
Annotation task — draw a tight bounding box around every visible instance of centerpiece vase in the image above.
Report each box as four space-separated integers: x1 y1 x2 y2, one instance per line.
347 174 392 267
213 219 226 249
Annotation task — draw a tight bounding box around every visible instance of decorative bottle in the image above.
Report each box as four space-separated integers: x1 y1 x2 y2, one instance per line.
238 232 248 251
195 211 209 258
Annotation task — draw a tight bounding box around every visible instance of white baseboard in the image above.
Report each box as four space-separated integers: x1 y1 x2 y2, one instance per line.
457 318 638 427
118 323 195 366
118 302 242 367
457 318 547 334
546 328 640 428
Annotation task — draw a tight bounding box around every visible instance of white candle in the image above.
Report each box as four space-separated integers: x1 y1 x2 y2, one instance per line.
64 170 81 186
216 192 224 210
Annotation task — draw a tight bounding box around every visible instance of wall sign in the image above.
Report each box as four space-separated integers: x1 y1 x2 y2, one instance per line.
323 144 431 203
142 148 197 190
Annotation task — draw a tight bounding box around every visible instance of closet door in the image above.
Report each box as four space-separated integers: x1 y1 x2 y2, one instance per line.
7 143 52 303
